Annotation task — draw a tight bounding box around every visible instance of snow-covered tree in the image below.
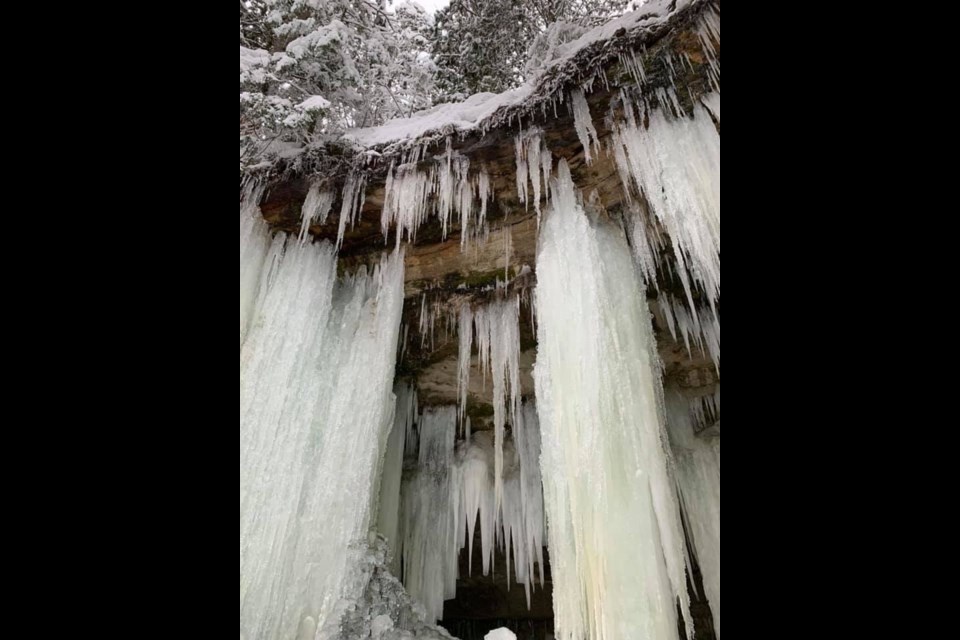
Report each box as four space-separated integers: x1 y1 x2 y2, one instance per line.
432 0 638 97
240 0 436 168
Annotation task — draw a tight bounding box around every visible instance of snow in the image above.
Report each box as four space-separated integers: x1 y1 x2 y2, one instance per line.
485 629 517 640
346 90 530 148
240 46 271 84
286 20 349 60
240 192 407 640
314 537 455 640
344 0 694 149
535 160 693 640
298 95 332 112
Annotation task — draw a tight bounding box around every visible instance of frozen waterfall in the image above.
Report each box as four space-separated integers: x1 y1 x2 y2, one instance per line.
535 161 693 640
239 197 407 640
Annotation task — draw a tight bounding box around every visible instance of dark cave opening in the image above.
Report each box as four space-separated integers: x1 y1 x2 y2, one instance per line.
438 515 719 640
441 516 555 640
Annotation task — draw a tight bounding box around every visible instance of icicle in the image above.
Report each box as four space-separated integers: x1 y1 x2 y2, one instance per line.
458 304 475 421
697 6 722 95
240 224 406 640
571 89 601 165
400 401 545 616
611 99 721 328
382 163 432 249
459 429 497 580
535 160 693 640
659 294 721 372
667 391 721 638
401 408 461 623
702 92 721 124
515 129 553 225
690 386 721 434
337 171 367 249
625 203 662 289
513 401 547 604
461 166 493 251
472 300 521 520
299 182 334 242
515 133 530 209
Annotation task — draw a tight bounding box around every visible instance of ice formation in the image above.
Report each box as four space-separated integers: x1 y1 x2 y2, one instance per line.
535 161 693 640
611 92 722 370
377 383 418 576
239 182 269 349
400 402 546 621
657 293 721 372
239 198 406 640
300 181 335 242
337 170 368 248
571 89 601 165
457 298 522 514
380 145 494 251
667 391 721 637
515 129 553 225
690 386 721 434
401 408 461 624
485 629 517 640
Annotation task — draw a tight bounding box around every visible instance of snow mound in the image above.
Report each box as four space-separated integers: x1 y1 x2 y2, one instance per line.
484 630 517 640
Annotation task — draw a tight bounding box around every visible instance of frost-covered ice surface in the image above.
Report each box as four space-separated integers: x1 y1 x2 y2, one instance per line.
667 391 721 637
400 402 546 621
239 191 407 640
343 0 695 149
317 537 456 640
485 629 517 640
535 161 692 640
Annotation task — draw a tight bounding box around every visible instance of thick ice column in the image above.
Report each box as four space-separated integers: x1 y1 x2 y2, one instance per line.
239 214 406 640
535 161 692 640
401 407 461 623
377 383 418 576
667 391 721 637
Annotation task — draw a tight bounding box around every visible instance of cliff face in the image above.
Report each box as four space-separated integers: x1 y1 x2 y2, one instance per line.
245 2 720 634
254 0 720 422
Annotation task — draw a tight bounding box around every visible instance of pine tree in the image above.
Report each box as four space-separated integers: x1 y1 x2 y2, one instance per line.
431 0 636 97
240 1 437 167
